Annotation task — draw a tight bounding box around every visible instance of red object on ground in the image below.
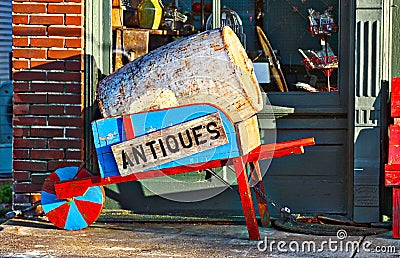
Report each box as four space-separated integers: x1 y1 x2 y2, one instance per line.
385 77 400 238
52 137 315 240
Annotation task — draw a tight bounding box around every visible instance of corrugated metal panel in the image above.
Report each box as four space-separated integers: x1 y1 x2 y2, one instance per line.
0 0 11 82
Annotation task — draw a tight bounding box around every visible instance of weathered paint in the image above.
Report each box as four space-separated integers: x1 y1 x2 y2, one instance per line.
92 104 240 178
112 112 229 175
96 27 263 123
249 161 271 227
386 77 400 238
394 189 400 238
52 138 314 200
233 156 260 241
41 166 105 230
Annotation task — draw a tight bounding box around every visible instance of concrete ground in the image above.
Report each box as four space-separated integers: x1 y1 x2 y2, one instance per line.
0 215 399 257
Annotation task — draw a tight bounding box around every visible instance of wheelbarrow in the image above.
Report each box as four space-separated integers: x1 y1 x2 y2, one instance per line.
40 103 314 241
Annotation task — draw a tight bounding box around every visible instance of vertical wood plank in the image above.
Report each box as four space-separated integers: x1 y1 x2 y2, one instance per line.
233 157 260 240
393 188 400 238
249 161 271 227
123 115 135 140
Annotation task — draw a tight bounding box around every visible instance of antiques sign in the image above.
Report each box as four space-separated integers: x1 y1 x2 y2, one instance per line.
112 112 229 176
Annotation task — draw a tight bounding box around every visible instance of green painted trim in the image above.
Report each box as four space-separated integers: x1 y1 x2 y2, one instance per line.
84 0 112 171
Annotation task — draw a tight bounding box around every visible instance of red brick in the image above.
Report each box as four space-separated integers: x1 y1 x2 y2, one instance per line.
48 117 82 127
48 3 83 14
30 15 64 25
31 128 64 137
30 105 64 115
13 105 30 115
13 82 30 92
65 105 82 115
65 38 82 48
48 49 82 59
65 61 82 71
48 94 81 104
13 15 29 24
13 71 46 81
13 149 30 159
13 37 29 47
48 26 83 37
12 171 31 182
31 60 65 70
48 72 82 82
30 83 65 93
13 160 47 172
66 128 83 138
13 3 46 14
48 161 81 171
14 182 43 193
13 128 30 137
31 150 64 160
31 174 49 184
30 37 64 48
65 150 82 160
13 116 47 126
65 83 82 94
48 139 82 149
13 138 46 148
13 60 29 70
66 0 83 2
65 15 82 26
13 26 46 36
14 93 47 104
13 48 46 59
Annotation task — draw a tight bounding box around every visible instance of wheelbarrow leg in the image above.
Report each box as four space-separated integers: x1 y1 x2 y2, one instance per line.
249 161 271 227
233 156 260 240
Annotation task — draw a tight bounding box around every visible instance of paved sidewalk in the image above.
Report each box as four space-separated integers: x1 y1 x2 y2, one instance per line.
0 217 399 257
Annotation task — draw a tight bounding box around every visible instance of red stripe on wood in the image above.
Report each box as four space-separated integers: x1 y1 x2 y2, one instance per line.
390 125 400 144
392 78 400 117
45 203 70 229
385 171 400 186
123 115 135 140
74 199 104 225
55 178 92 199
393 188 400 238
249 161 270 227
54 138 315 199
385 163 400 171
233 157 260 240
389 144 400 164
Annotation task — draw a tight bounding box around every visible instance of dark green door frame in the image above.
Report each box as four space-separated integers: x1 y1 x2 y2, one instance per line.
84 0 112 171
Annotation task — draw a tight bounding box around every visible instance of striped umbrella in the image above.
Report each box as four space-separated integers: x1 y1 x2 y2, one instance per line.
41 166 105 230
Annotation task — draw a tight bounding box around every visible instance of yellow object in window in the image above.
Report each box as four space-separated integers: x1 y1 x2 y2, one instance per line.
138 0 163 29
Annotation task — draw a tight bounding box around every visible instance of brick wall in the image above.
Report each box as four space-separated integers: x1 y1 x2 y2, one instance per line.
12 0 84 210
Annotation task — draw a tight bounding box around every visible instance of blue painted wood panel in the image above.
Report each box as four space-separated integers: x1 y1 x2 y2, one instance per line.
92 104 240 178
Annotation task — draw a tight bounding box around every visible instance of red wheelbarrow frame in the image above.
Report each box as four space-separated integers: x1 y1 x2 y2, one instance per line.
53 136 315 241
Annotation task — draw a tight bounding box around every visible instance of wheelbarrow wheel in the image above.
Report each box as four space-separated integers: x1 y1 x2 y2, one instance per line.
41 166 105 230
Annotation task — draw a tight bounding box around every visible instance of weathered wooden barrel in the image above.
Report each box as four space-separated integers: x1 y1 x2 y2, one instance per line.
97 26 263 123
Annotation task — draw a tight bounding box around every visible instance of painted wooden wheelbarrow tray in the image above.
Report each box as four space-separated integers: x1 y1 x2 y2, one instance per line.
40 27 315 240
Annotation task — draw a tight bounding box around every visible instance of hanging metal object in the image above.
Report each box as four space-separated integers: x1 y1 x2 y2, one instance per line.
206 7 246 48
